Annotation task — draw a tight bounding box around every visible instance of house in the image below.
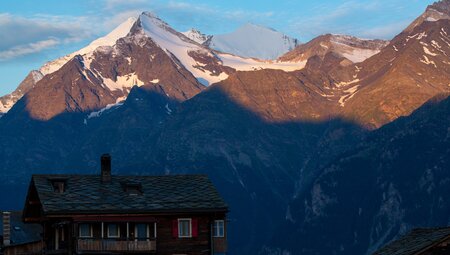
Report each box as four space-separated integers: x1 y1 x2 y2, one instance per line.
373 227 450 255
21 154 228 255
1 211 42 255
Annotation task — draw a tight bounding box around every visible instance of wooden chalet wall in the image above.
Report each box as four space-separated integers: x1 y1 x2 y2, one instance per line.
213 220 227 254
157 215 211 255
39 212 227 255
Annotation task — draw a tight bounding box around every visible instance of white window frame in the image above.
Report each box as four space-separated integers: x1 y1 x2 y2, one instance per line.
107 223 121 238
134 223 150 239
213 220 225 237
79 223 93 238
178 218 192 238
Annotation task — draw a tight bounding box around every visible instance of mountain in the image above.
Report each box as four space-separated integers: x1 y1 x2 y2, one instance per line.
405 0 450 32
339 18 450 128
0 2 449 255
3 12 307 120
205 23 300 60
270 94 450 255
0 17 138 115
279 34 388 64
278 7 450 129
7 13 205 121
39 17 138 76
182 28 211 44
0 70 42 113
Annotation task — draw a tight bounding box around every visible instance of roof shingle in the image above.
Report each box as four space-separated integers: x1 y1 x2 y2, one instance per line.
373 227 450 255
0 211 41 245
32 174 228 214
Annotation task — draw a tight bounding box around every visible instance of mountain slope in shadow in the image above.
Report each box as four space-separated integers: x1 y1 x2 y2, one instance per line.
271 94 450 255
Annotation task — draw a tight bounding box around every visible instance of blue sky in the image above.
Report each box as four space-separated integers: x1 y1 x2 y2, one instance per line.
0 0 435 95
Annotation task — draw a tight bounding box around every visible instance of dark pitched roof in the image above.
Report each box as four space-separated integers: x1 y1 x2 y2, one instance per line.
0 211 41 246
373 227 450 255
32 174 228 214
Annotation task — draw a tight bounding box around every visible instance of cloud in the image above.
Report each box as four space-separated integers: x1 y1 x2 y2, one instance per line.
0 13 92 60
0 39 60 61
103 0 148 10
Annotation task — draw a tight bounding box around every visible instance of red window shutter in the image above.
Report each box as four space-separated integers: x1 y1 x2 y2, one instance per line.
192 218 198 237
172 220 178 238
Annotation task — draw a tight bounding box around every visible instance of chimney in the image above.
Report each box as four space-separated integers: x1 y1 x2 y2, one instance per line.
2 211 11 246
101 154 112 183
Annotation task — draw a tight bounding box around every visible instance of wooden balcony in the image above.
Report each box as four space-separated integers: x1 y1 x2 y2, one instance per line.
77 238 156 253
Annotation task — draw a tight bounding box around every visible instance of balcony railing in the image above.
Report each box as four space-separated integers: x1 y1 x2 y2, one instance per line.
77 238 156 252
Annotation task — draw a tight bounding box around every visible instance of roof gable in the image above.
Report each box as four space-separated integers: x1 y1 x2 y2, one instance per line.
29 174 228 215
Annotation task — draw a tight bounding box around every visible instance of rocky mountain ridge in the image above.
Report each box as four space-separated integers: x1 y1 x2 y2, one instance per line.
0 1 449 255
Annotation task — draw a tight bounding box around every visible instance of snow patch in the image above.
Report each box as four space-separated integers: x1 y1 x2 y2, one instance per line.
420 55 437 68
423 46 438 56
219 53 306 72
440 35 450 48
405 32 427 43
431 40 442 49
182 28 210 44
31 71 44 83
335 79 360 88
87 102 123 119
165 103 172 115
342 49 380 63
339 85 360 107
320 42 329 49
102 72 144 91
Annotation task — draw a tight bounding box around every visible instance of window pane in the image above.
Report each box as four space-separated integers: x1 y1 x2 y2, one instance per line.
108 224 119 237
214 220 224 237
79 224 91 237
136 224 147 238
179 219 191 237
219 223 224 237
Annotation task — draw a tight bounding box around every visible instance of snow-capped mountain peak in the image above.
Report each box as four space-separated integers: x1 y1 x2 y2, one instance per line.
39 17 137 76
80 17 137 54
136 13 303 85
206 23 300 60
1 12 307 114
182 28 211 44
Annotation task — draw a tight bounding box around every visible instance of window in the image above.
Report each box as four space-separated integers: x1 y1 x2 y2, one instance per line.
50 179 67 193
107 224 120 238
79 224 92 238
135 224 149 239
122 182 143 195
213 220 225 237
178 218 192 238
